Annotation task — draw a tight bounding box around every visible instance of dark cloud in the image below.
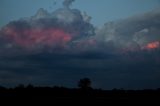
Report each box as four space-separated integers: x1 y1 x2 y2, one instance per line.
0 50 160 89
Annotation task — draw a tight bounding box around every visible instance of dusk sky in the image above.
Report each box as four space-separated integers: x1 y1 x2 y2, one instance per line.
1 0 160 27
0 0 160 89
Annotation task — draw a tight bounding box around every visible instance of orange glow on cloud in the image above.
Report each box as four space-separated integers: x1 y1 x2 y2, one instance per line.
4 27 72 48
145 41 160 50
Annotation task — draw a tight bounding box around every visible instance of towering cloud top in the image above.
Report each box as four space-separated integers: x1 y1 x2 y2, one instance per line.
0 0 95 53
63 0 75 9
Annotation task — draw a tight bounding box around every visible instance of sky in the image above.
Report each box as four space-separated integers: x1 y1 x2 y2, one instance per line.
0 0 160 28
0 0 160 89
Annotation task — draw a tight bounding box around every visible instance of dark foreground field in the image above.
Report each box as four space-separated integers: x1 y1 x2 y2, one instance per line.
0 86 160 105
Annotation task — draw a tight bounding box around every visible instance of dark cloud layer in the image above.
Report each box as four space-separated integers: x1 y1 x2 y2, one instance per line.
0 0 160 89
0 50 160 89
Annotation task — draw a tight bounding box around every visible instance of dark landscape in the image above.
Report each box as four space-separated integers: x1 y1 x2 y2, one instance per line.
0 79 160 105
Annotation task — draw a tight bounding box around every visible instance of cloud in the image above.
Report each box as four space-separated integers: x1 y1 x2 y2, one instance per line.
96 9 160 52
63 0 75 9
0 50 160 89
0 1 95 52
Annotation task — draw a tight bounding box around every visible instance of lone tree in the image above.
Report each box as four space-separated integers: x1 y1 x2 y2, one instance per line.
78 78 92 89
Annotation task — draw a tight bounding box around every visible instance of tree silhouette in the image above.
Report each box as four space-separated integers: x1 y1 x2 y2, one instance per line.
78 78 92 89
26 84 34 89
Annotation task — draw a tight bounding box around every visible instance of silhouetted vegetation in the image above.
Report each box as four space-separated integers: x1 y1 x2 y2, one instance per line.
0 79 160 105
78 78 92 90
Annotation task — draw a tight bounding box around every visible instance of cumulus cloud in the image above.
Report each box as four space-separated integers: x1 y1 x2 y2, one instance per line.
3 1 160 54
0 0 95 52
96 9 160 52
63 0 75 9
